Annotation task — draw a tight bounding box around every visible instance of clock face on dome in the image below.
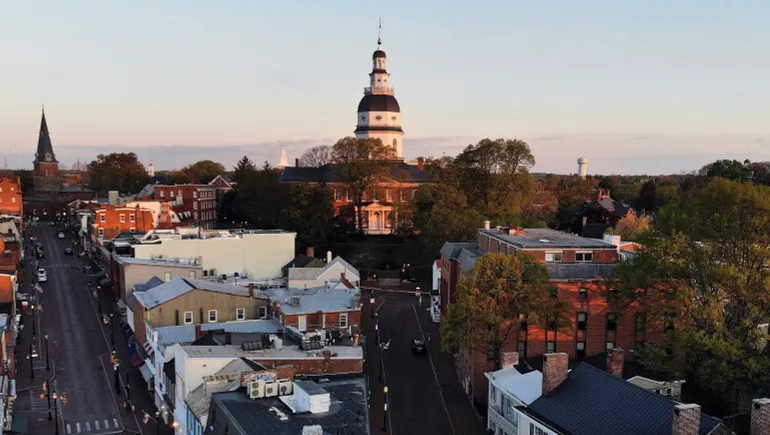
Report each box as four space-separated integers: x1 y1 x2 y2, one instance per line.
45 153 52 162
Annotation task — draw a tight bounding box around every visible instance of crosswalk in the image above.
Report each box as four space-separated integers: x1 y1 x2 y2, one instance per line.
64 417 122 434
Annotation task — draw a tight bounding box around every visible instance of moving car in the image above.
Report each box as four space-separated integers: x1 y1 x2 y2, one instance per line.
411 338 427 355
48 221 55 227
36 250 44 259
37 268 48 283
64 248 74 255
57 232 65 239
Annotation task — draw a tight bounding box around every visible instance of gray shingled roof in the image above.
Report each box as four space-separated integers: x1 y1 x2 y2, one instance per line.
280 161 428 184
527 363 724 435
133 278 267 309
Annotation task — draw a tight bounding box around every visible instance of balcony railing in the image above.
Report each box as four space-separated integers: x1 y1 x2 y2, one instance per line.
363 86 395 95
488 405 518 434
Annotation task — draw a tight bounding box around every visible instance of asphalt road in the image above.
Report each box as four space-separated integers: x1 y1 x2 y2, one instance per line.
16 222 124 435
375 292 454 435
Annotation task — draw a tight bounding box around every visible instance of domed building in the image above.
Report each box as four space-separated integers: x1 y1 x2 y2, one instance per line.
354 32 404 158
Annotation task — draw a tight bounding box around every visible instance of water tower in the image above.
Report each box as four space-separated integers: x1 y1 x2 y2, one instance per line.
577 157 589 180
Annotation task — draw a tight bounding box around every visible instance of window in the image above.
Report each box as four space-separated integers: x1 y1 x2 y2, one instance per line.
236 308 246 321
545 252 563 263
386 190 392 202
259 306 267 319
399 189 404 202
578 288 588 300
178 190 183 197
576 341 586 359
208 310 218 323
546 341 556 352
530 423 547 435
130 228 136 232
183 312 193 325
607 313 617 331
130 214 135 222
334 189 342 201
11 197 15 204
98 228 104 237
160 191 165 198
635 312 647 332
120 214 125 223
606 341 615 350
164 272 172 282
577 313 587 331
193 191 198 198
490 384 497 401
189 271 196 279
575 252 593 262
100 214 106 222
345 190 351 202
340 313 348 328
392 139 397 148
9 187 12 192
193 202 198 210
517 341 527 358
373 190 379 201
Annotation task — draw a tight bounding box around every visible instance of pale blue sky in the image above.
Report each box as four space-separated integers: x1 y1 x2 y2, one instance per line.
1 1 768 174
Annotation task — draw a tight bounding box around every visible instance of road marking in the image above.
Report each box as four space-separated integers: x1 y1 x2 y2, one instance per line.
95 420 100 430
85 421 91 431
104 419 109 428
66 424 71 434
76 422 81 433
113 418 119 428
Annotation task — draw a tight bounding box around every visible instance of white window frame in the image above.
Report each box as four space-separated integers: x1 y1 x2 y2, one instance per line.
334 189 342 202
545 251 563 263
399 189 404 202
386 190 392 202
575 251 593 263
259 306 267 319
340 313 348 328
160 191 165 198
345 190 351 202
164 272 172 282
120 214 125 223
208 310 218 323
372 190 379 201
98 228 104 237
236 308 246 321
193 191 198 198
130 214 136 222
100 214 106 222
11 197 15 204
130 227 136 232
183 311 193 325
189 271 196 279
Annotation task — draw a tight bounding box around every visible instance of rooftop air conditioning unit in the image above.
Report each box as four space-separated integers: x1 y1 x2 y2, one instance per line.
248 380 265 399
264 381 279 398
278 380 293 396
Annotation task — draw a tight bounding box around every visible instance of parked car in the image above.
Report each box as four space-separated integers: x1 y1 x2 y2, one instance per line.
16 292 30 302
57 232 65 239
411 338 427 355
64 248 73 255
37 268 48 283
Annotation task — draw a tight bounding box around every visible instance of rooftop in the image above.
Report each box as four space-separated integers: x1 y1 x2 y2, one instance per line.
180 339 363 360
287 256 360 282
117 256 201 268
210 375 369 435
482 227 617 250
485 366 542 405
265 287 360 315
153 319 284 346
133 277 267 309
186 358 266 421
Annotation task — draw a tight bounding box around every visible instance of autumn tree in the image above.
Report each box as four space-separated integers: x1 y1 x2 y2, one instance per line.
87 152 150 193
605 213 652 241
442 253 568 369
182 160 226 184
611 178 770 413
331 137 396 232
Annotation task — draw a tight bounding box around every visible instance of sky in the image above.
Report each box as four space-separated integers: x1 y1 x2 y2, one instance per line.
1 1 769 175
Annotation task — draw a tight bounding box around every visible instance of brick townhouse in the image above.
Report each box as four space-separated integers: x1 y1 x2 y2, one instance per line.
92 204 156 241
441 223 664 407
153 184 217 229
0 177 23 216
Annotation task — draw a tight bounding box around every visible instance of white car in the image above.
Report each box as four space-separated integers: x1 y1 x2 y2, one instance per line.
37 268 48 283
57 232 65 239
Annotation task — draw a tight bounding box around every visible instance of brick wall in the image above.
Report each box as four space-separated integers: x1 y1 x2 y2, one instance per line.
254 355 363 375
153 185 217 229
671 404 701 435
281 310 361 332
752 398 770 435
93 205 155 241
0 177 22 216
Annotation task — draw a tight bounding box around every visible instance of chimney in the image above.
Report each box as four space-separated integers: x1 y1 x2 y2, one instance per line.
194 325 204 339
541 353 569 395
417 157 425 171
500 352 519 369
224 332 232 345
291 296 301 307
671 403 701 435
483 220 491 230
295 158 299 168
752 398 770 435
248 283 255 298
606 348 625 378
326 250 332 263
306 246 315 258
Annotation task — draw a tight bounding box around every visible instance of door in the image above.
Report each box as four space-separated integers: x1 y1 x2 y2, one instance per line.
298 315 307 332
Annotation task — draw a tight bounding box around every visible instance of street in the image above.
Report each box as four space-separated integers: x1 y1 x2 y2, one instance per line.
364 291 456 435
15 222 127 435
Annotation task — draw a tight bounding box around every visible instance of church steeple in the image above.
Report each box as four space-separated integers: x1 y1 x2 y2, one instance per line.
34 108 58 164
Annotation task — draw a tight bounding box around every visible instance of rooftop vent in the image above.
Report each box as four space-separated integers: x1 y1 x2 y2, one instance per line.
539 239 550 243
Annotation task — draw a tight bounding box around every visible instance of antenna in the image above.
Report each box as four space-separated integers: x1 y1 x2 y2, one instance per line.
377 18 382 47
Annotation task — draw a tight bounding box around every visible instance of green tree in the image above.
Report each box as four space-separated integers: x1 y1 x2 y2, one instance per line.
12 170 34 193
636 179 657 212
611 178 770 412
87 152 150 193
179 160 225 184
700 159 749 180
441 253 568 369
331 137 396 232
229 162 287 227
233 156 257 185
279 185 336 246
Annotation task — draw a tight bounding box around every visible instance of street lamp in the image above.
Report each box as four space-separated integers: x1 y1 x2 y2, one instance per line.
110 313 115 346
45 334 50 370
27 346 34 379
52 390 60 435
416 286 422 308
114 363 120 395
155 411 162 435
382 386 389 432
46 381 52 420
369 297 375 318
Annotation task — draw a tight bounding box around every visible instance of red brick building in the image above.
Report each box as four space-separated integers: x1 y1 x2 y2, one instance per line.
92 204 156 241
269 288 361 335
152 184 217 229
441 224 663 407
0 177 23 216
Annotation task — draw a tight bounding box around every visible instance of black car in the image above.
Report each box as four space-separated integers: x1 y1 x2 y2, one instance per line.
64 248 74 255
411 338 427 355
36 250 44 259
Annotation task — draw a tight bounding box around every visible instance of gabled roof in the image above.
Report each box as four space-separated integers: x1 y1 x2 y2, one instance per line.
287 256 360 282
133 277 267 309
280 161 429 184
527 363 725 435
485 366 542 405
134 276 164 293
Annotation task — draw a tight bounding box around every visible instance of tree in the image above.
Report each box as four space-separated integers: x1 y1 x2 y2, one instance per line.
87 153 150 193
611 178 770 412
279 185 336 246
180 160 226 184
12 170 34 193
331 137 396 232
229 162 287 228
300 145 332 168
605 213 652 241
636 179 657 212
699 159 749 180
441 253 568 369
233 156 257 185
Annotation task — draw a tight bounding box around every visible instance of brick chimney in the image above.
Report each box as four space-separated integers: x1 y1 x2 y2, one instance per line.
541 352 569 395
194 325 204 339
672 403 701 435
500 352 519 369
417 157 425 171
248 283 255 298
306 246 315 258
606 348 625 378
752 398 770 435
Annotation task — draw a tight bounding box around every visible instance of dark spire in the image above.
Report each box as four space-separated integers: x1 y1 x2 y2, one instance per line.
34 107 57 163
377 18 382 48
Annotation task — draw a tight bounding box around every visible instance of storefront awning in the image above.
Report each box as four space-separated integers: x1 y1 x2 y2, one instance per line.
139 364 154 383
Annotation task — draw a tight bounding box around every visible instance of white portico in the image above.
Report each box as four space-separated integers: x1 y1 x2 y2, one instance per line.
354 22 404 159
